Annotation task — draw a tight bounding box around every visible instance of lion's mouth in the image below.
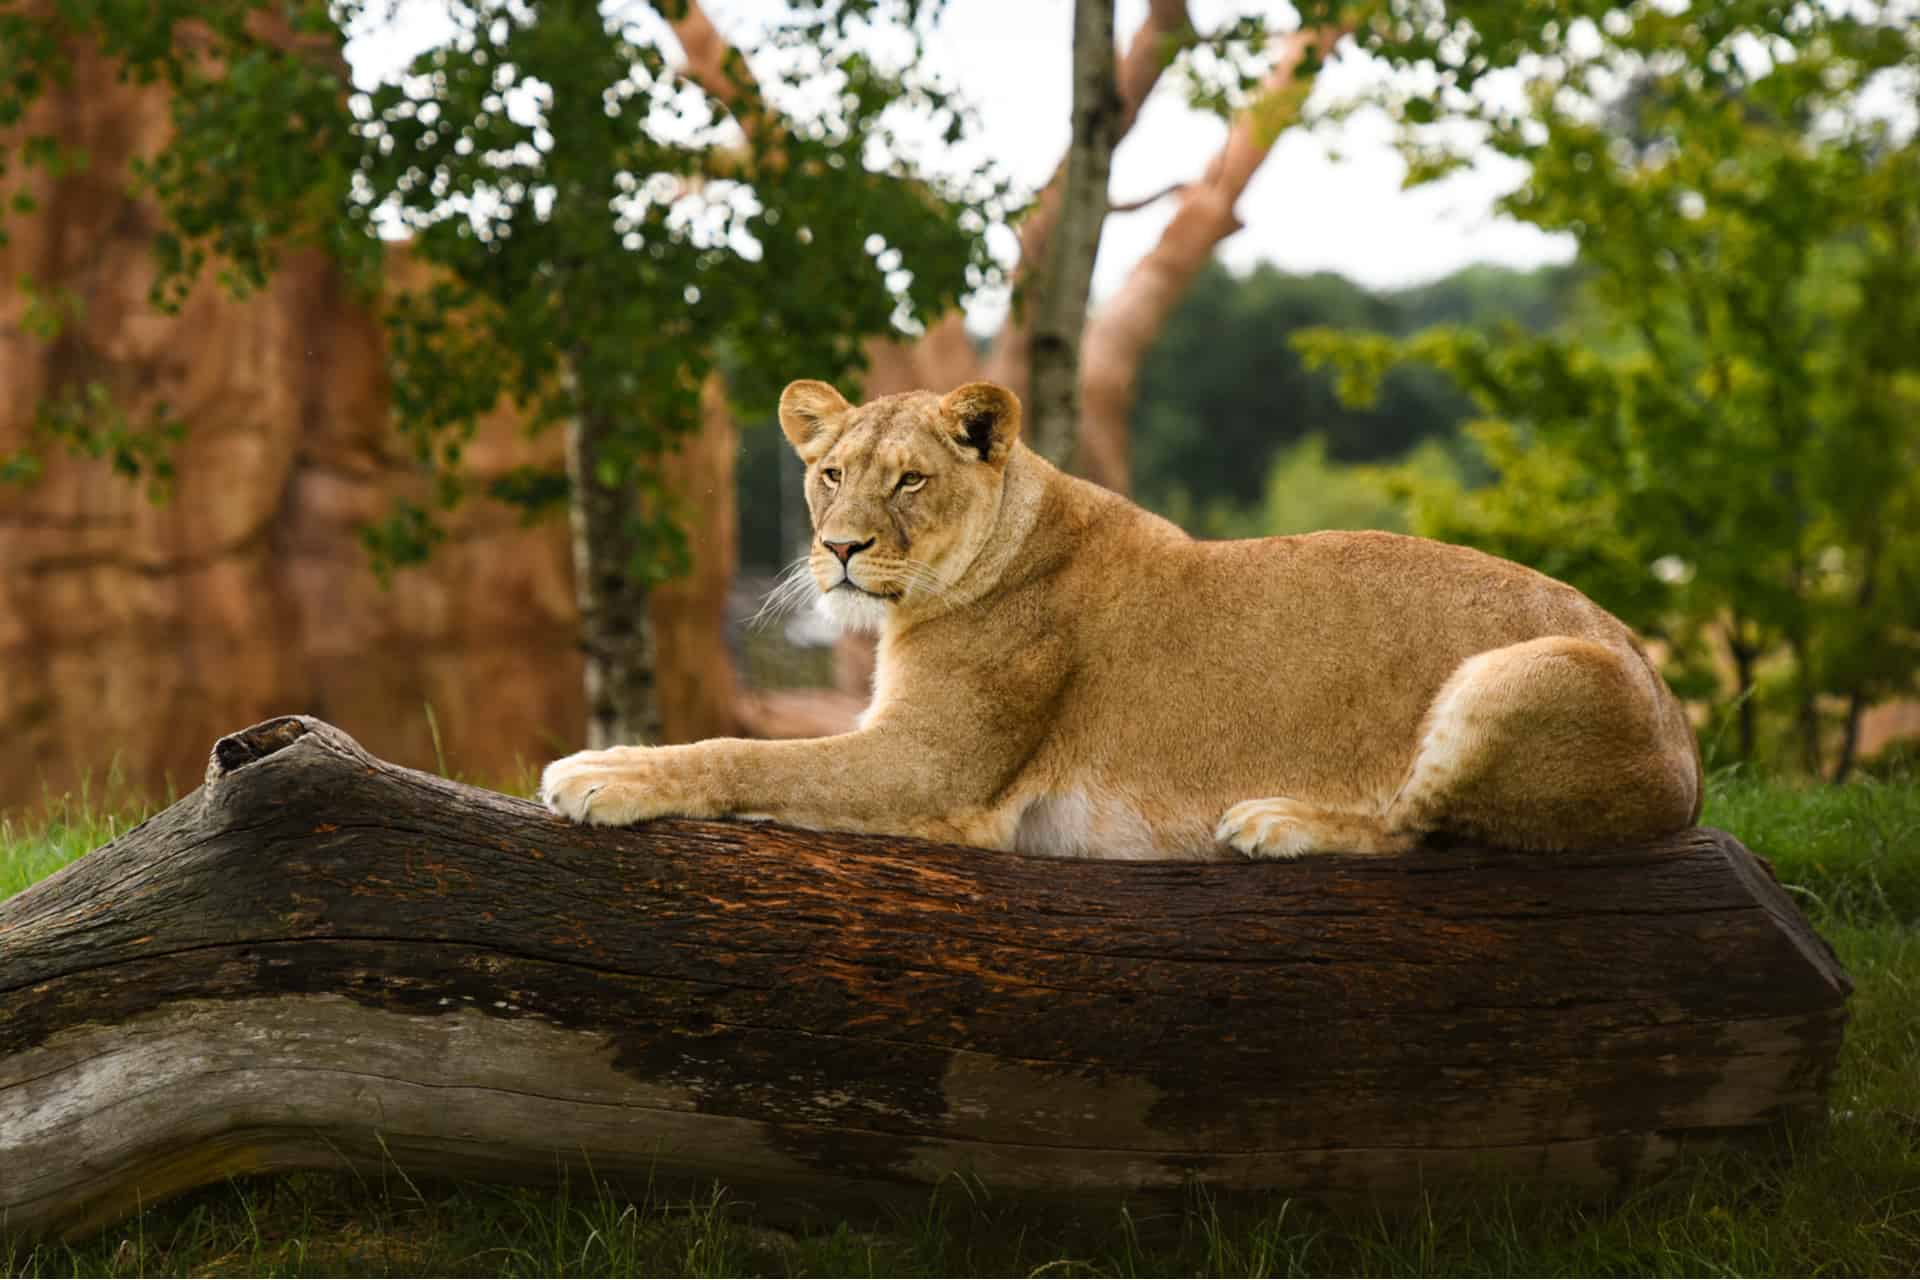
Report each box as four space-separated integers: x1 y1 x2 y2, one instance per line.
831 580 900 602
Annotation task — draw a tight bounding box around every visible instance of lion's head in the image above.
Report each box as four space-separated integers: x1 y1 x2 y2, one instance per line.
776 379 1022 633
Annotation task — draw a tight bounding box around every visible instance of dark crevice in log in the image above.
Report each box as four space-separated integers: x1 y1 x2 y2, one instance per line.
209 715 313 775
1 716 1851 1241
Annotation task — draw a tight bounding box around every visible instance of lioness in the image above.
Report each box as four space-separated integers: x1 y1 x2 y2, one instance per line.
542 380 1700 858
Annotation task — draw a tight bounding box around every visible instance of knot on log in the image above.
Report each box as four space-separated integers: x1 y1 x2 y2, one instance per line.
206 716 314 782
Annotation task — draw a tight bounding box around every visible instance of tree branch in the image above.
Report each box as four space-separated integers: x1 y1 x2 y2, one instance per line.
1108 180 1189 214
1077 23 1346 493
670 0 759 111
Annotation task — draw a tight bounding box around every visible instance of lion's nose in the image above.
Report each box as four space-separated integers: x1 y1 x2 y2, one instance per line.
822 537 874 566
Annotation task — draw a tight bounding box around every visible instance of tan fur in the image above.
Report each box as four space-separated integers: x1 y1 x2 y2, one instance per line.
542 381 1702 859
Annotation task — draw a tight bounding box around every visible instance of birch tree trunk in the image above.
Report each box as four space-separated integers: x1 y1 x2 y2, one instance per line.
649 371 742 744
565 394 661 748
1023 0 1124 464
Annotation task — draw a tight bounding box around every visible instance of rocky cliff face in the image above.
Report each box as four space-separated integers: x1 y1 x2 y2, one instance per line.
0 38 584 807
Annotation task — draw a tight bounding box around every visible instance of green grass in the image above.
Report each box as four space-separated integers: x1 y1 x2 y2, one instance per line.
4 771 1918 1277
1703 767 1920 925
0 771 158 900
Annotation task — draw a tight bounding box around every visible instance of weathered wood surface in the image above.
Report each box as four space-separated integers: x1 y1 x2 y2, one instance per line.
0 717 1851 1239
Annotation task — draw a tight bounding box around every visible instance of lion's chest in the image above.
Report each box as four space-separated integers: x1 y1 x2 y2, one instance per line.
1011 791 1161 861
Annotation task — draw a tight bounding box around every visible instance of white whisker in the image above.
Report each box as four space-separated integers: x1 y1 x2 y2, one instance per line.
752 547 959 637
749 556 821 630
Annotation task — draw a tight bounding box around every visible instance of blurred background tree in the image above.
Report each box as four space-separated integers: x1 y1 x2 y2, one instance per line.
4 0 1917 788
1299 1 1920 778
1 0 1002 747
1124 259 1577 523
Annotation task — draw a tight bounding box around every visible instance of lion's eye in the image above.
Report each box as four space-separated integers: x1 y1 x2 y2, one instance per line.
821 467 841 487
897 471 926 492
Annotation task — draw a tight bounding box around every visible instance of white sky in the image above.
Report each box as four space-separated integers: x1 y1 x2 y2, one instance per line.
908 0 1573 317
345 0 1575 330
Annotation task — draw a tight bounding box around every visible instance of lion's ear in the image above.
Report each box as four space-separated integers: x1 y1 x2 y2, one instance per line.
778 380 851 462
939 381 1021 468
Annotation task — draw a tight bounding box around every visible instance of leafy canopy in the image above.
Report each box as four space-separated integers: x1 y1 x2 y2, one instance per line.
2 0 1004 578
1298 0 1920 773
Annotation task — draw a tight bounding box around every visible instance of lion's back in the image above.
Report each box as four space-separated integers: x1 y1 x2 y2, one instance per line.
1029 518 1650 821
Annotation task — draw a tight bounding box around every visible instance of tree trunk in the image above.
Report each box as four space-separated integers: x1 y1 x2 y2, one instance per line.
1831 690 1866 784
566 397 660 748
1728 627 1757 764
1023 0 1123 465
1078 25 1347 495
650 371 743 744
0 717 1851 1241
1830 538 1882 785
1796 684 1824 778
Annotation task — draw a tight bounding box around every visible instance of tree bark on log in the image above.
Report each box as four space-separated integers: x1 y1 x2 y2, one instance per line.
0 717 1851 1241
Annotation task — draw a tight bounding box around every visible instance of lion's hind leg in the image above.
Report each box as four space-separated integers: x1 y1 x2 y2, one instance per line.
1217 635 1697 859
1383 635 1699 852
1215 797 1414 859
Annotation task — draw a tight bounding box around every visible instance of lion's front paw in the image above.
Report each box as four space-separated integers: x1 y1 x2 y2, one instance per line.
540 748 661 827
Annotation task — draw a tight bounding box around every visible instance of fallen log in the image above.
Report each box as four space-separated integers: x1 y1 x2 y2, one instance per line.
0 717 1851 1240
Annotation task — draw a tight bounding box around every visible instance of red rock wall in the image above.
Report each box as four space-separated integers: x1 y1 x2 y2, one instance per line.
0 39 584 807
